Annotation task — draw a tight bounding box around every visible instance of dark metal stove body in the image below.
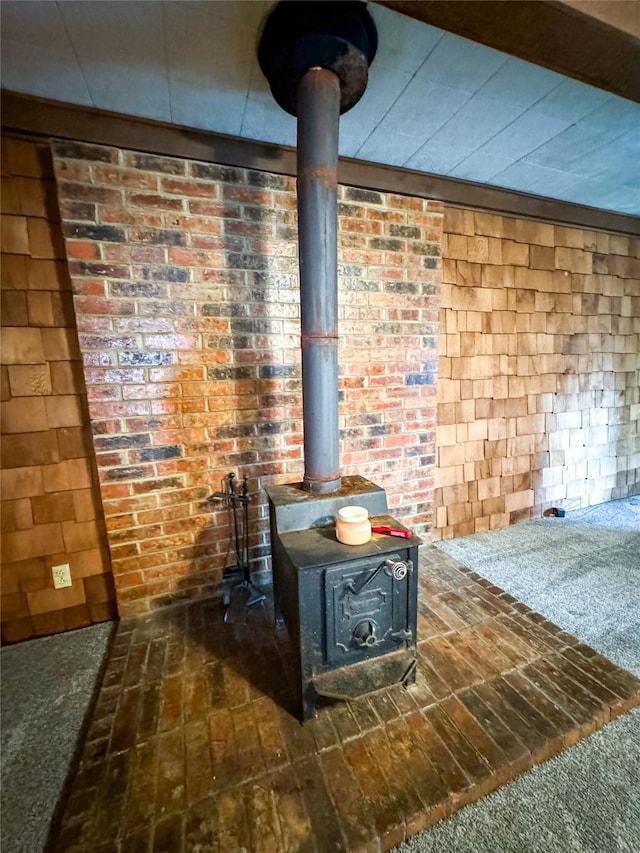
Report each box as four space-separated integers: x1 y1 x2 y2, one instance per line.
267 477 420 721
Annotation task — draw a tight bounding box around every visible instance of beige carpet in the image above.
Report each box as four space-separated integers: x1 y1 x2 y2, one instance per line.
0 622 113 853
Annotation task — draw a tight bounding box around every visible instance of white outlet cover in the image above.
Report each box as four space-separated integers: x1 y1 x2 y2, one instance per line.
52 563 72 589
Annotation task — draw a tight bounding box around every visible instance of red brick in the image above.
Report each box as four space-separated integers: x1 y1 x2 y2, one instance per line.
440 694 509 778
456 685 530 772
565 646 640 703
421 637 470 693
364 726 427 834
388 716 451 825
492 676 564 751
424 705 489 785
241 774 284 852
184 796 218 851
215 788 250 851
504 669 576 732
411 710 474 803
47 542 640 853
294 754 349 848
320 747 377 850
156 671 183 734
250 697 289 771
184 720 212 805
461 628 512 675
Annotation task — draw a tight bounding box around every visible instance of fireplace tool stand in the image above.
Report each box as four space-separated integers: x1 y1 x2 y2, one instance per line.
210 473 265 622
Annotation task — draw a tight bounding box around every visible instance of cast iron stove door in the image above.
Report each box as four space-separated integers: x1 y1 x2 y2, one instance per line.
306 539 419 720
325 554 413 664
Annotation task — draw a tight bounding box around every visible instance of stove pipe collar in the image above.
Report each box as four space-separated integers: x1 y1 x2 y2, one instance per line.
257 1 378 117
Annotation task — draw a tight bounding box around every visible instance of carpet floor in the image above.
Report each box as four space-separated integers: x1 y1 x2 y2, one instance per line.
436 495 640 677
397 495 640 852
0 622 113 853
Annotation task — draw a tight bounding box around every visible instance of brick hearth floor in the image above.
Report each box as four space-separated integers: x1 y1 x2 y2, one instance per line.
54 546 640 852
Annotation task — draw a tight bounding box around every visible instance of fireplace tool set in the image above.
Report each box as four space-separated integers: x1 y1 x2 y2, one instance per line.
209 472 265 623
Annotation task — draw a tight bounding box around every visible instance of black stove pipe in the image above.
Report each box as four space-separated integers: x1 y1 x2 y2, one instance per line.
258 1 377 494
297 67 341 493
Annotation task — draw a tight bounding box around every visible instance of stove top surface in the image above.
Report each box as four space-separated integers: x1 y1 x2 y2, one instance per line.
267 475 385 506
277 513 422 570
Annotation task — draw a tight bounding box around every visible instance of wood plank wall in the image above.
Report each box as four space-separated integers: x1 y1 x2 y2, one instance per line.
434 208 639 539
0 135 116 643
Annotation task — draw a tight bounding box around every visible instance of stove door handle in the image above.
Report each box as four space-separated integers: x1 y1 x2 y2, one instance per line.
345 555 409 597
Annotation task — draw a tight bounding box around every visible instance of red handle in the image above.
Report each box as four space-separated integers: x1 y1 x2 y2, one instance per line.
371 525 412 539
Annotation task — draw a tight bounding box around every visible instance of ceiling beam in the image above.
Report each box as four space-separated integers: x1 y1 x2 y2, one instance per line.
2 91 638 236
560 1 640 39
377 0 640 103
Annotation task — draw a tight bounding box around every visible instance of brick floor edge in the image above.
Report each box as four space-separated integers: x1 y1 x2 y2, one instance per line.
53 545 640 852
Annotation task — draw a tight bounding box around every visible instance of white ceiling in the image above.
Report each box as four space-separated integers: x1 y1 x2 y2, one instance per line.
1 0 639 216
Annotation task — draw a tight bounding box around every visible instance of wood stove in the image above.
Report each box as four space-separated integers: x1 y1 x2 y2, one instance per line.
259 2 420 721
267 477 420 720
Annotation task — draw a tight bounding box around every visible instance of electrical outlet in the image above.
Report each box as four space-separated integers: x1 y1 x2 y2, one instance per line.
52 563 72 589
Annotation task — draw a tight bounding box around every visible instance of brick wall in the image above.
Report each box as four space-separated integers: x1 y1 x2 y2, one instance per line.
0 136 116 643
435 209 640 539
51 141 442 616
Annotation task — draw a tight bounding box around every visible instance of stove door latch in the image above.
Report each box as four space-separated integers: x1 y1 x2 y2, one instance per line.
390 628 413 644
